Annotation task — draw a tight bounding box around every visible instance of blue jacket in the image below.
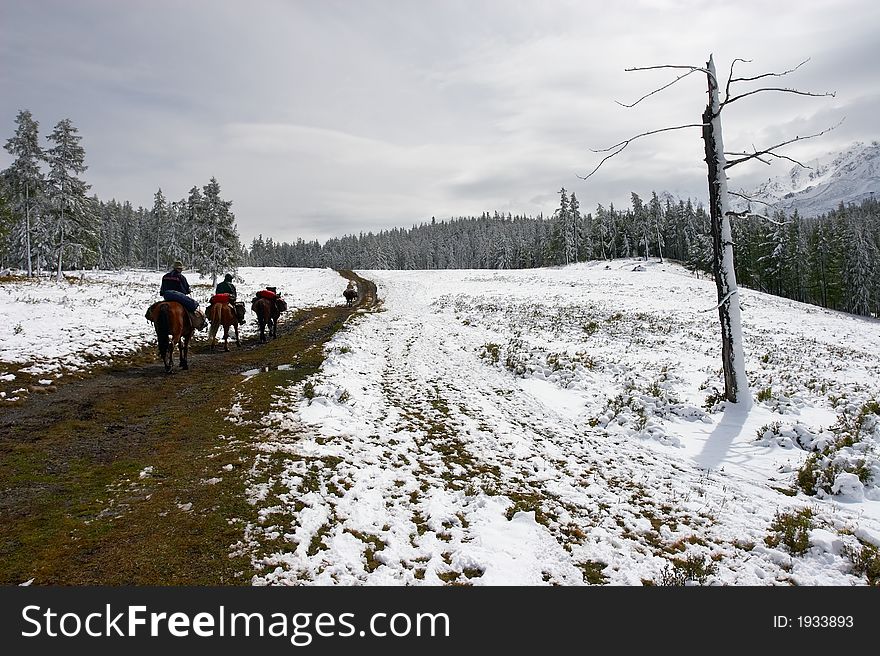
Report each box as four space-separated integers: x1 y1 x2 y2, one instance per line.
160 270 191 295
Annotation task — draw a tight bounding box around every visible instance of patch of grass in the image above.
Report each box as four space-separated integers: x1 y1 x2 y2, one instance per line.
769 485 798 497
757 387 773 403
842 541 880 586
504 490 549 525
577 560 608 585
480 343 501 364
345 529 386 572
437 570 460 583
702 388 726 412
795 400 877 496
0 300 358 584
765 508 814 555
657 554 717 586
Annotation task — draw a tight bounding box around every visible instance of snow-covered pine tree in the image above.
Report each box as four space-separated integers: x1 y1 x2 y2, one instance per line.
46 118 94 280
0 181 15 268
649 191 664 263
841 212 877 316
631 192 649 260
151 188 168 270
166 199 186 264
548 187 570 265
184 185 203 267
195 177 239 286
96 198 123 269
569 192 581 264
2 110 46 275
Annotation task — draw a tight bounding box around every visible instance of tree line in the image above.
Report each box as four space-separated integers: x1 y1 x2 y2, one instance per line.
244 188 879 318
0 110 241 284
2 110 876 318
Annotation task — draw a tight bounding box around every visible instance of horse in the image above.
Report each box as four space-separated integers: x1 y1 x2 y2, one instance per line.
343 287 357 307
252 296 279 343
148 301 194 373
207 301 240 352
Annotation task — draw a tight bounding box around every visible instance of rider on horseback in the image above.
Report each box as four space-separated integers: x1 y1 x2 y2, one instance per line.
210 273 245 323
343 280 358 306
159 261 204 330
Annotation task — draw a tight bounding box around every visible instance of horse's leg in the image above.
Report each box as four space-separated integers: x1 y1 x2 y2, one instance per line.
167 335 177 373
208 321 218 351
164 340 173 373
223 322 230 352
234 322 240 348
180 332 190 369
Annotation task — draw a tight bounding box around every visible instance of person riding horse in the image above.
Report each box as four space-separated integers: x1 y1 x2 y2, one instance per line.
251 286 287 342
343 281 358 306
209 273 245 323
216 273 236 299
159 261 204 330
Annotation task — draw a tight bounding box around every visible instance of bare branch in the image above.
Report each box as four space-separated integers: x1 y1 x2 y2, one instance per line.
724 120 843 170
625 64 711 76
730 58 810 84
725 210 783 224
727 191 775 208
579 123 707 180
723 86 834 108
616 69 700 108
724 58 752 103
726 192 792 224
701 289 737 313
726 150 771 165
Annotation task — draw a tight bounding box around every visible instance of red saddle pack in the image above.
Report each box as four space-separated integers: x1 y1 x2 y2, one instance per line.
256 289 277 301
210 293 232 305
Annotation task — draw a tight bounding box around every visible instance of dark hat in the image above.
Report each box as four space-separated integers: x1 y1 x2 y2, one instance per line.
224 273 233 281
266 286 277 292
172 261 184 270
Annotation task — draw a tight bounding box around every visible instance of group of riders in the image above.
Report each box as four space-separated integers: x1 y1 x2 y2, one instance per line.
155 260 359 333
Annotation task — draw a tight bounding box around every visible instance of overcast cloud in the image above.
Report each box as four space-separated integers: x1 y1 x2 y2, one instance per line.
2 0 877 245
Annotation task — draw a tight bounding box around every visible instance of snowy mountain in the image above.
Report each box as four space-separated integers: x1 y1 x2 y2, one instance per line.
736 141 880 217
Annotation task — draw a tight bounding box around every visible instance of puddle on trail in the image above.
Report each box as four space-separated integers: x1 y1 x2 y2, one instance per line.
240 364 294 379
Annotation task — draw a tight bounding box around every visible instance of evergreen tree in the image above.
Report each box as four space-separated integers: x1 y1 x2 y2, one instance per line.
195 177 239 286
841 212 877 316
569 192 581 263
184 185 203 267
46 118 93 280
151 187 168 270
2 110 46 275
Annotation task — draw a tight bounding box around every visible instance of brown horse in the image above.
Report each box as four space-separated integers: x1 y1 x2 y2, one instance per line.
343 287 357 306
207 302 240 352
251 296 287 343
148 301 194 372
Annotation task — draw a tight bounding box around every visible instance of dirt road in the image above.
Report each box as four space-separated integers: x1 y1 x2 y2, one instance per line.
0 271 377 584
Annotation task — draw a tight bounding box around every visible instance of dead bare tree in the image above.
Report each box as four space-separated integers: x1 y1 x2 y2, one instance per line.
581 55 835 404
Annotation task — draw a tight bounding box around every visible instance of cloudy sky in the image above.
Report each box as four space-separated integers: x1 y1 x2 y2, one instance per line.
2 0 877 246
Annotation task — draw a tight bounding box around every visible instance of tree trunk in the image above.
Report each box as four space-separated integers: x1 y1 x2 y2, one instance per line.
655 217 664 263
701 56 750 404
56 222 64 282
25 184 33 277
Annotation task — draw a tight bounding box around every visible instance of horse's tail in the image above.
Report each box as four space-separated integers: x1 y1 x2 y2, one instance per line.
156 303 171 358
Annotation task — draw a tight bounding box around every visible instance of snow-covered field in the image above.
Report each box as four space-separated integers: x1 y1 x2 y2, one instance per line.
0 267 340 399
3 261 880 585
232 261 880 586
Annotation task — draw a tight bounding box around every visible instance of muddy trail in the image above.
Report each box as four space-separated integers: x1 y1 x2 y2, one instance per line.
0 271 378 585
